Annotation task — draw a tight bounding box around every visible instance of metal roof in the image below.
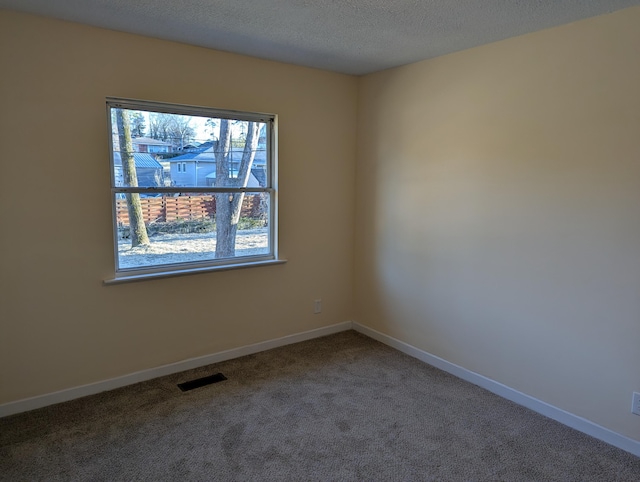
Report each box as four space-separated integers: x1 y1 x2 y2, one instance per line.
170 147 267 164
113 152 163 169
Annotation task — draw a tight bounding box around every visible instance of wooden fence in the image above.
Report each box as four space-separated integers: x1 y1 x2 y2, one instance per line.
116 194 263 226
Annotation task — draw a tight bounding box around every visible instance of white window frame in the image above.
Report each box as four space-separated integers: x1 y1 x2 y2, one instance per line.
104 97 281 284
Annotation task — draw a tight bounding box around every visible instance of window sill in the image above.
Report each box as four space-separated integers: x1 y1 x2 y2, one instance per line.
103 258 287 285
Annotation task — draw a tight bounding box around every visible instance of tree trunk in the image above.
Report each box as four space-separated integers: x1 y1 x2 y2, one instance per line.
214 192 237 257
228 121 260 226
214 120 260 258
214 120 233 258
116 109 150 248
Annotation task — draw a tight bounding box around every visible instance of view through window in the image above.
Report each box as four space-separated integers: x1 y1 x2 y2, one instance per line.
107 98 276 277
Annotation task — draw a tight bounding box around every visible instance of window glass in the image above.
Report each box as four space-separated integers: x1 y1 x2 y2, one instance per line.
108 98 275 277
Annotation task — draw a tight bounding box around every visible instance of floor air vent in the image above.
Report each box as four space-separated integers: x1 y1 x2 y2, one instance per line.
177 373 227 392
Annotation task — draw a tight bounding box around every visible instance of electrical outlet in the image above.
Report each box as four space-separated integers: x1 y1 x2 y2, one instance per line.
314 299 322 314
632 392 640 416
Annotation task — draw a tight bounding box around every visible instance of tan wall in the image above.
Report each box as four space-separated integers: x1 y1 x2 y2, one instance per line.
1 5 638 444
356 7 640 441
0 11 357 404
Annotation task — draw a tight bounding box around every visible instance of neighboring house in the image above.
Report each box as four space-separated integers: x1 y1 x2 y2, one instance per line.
113 152 164 187
169 144 266 188
132 137 173 154
178 142 202 151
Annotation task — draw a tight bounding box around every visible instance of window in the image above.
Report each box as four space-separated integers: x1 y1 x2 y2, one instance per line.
107 98 277 281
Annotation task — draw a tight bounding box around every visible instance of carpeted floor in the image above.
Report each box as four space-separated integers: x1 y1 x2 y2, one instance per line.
1 330 639 481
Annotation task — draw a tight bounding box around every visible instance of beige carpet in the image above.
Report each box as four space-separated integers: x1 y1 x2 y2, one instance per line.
1 331 639 481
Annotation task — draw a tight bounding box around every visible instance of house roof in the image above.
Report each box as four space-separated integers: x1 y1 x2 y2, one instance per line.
132 137 173 146
251 167 266 187
169 150 209 162
178 143 201 150
113 152 163 169
170 146 267 164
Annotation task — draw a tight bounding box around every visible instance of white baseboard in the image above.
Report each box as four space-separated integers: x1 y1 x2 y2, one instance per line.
0 321 353 418
4 320 638 458
352 322 640 458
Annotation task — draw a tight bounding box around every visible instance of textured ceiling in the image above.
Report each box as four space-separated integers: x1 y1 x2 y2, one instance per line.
1 0 639 75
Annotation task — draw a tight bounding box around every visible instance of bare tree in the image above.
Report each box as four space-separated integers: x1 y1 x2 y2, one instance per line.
170 115 196 150
149 113 175 142
130 112 146 138
205 118 218 140
214 120 260 258
149 113 195 148
116 109 150 248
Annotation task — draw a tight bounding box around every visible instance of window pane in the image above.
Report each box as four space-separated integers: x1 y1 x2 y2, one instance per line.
110 108 268 189
107 99 276 278
115 192 271 271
